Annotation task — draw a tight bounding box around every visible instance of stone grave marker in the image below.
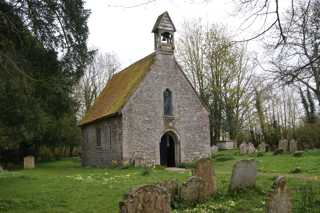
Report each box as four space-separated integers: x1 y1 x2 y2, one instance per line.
266 176 292 213
229 159 257 191
239 143 248 154
247 143 257 154
289 139 298 153
192 158 216 198
0 165 3 172
278 139 289 152
24 155 35 169
258 142 266 152
119 185 171 213
157 180 179 203
180 176 206 205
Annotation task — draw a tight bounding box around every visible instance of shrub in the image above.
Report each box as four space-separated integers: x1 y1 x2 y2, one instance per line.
293 151 304 157
290 167 302 174
273 149 283 155
141 167 151 176
257 152 264 157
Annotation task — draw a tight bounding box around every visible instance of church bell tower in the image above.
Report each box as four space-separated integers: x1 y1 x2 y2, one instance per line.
152 12 176 53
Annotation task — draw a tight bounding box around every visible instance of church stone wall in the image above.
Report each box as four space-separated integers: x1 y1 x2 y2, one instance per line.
81 116 122 167
122 52 211 165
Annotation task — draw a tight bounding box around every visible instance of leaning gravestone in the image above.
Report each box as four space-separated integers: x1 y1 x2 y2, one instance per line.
119 185 171 213
289 139 298 153
239 143 248 154
180 176 206 205
278 139 289 152
266 176 292 213
192 158 216 198
247 143 257 154
24 155 35 169
258 142 266 152
229 159 257 191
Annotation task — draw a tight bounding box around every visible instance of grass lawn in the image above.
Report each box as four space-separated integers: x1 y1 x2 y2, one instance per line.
0 150 320 213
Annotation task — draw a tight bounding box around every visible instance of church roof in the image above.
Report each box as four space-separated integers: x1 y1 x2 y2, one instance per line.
152 11 176 33
79 53 155 126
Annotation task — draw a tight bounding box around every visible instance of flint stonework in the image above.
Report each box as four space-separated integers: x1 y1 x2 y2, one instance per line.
229 159 257 191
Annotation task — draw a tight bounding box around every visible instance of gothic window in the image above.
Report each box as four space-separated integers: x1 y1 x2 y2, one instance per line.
163 89 173 116
105 125 112 151
96 127 101 147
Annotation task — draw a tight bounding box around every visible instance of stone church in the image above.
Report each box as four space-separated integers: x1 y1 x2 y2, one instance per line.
79 12 210 167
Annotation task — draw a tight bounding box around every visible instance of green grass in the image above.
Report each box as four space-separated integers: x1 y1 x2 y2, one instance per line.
1 150 320 213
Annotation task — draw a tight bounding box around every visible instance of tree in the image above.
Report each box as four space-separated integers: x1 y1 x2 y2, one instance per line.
177 21 254 145
75 51 120 118
0 0 91 161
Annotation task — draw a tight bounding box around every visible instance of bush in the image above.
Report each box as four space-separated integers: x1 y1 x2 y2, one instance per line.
273 149 284 155
141 167 151 176
295 121 320 148
257 152 264 157
293 151 304 157
290 167 302 174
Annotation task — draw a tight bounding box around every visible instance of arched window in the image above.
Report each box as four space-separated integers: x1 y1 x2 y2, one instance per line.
163 89 173 116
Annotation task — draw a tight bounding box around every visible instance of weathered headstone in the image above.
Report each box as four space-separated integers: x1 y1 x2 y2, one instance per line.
192 158 216 198
157 180 179 203
239 143 248 154
278 139 289 152
247 143 257 154
180 176 206 205
266 176 292 213
119 185 171 213
229 159 257 191
258 142 266 152
289 139 298 153
24 156 35 169
211 145 219 154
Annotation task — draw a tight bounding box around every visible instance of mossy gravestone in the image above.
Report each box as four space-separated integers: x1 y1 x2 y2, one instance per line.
192 158 216 198
180 176 206 204
229 159 257 191
266 176 292 213
119 185 171 213
279 139 289 152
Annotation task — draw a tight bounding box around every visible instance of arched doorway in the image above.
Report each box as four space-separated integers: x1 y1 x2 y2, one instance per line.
160 132 178 167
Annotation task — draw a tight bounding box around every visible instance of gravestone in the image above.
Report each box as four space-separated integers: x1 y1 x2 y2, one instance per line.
157 180 179 203
24 156 35 169
229 159 257 191
278 139 289 152
180 176 206 205
289 139 298 153
192 158 216 198
258 142 266 152
0 165 3 172
266 176 292 213
247 143 257 154
239 143 248 154
211 145 219 154
119 185 171 213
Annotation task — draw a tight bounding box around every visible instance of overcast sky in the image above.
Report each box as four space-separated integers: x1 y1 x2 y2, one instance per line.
85 0 287 68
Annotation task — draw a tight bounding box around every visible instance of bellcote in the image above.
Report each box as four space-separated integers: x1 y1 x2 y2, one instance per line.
152 12 176 53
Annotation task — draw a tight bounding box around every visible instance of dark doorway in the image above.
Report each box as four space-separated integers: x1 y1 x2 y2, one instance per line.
160 133 176 167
